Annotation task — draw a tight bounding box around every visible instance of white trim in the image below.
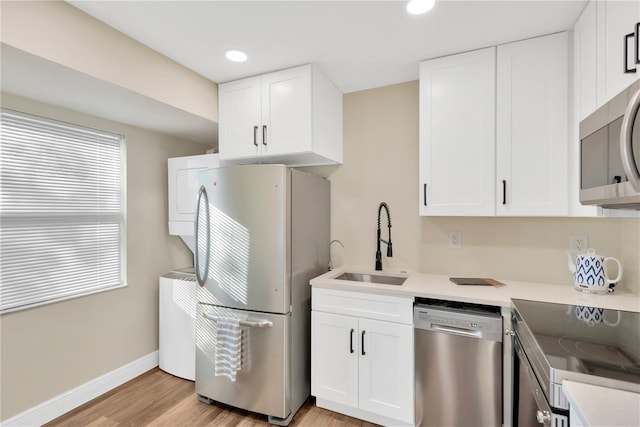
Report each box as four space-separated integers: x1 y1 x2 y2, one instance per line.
1 351 158 427
315 398 415 427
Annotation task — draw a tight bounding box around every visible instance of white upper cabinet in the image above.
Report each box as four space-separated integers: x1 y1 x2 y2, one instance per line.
419 32 569 217
218 76 262 159
260 67 312 156
574 1 599 122
572 2 601 217
218 64 343 167
419 47 496 216
496 32 569 216
576 0 640 120
599 0 640 104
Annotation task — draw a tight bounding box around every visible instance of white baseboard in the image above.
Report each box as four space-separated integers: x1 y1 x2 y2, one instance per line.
2 351 159 427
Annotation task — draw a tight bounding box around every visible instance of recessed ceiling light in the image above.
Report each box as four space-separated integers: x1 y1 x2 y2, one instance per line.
225 50 248 62
406 0 435 15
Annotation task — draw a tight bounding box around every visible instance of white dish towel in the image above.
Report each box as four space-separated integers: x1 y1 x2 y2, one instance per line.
214 317 242 382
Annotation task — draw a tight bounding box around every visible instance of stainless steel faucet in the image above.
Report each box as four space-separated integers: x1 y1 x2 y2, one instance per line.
375 202 392 271
328 239 344 271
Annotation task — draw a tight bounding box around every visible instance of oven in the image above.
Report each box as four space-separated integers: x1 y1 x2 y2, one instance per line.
511 299 640 427
513 335 568 427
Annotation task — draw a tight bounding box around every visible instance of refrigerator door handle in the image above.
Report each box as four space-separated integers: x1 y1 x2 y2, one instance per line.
203 312 273 328
195 185 211 287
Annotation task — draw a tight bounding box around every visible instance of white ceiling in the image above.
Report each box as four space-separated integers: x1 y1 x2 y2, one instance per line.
69 0 588 93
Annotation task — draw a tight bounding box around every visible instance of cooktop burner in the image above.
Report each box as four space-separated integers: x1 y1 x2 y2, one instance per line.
512 299 640 393
558 336 632 365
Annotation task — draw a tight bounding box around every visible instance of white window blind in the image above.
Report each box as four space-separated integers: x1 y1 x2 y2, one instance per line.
0 109 126 313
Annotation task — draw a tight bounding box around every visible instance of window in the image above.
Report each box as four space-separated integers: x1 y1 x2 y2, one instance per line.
0 109 126 313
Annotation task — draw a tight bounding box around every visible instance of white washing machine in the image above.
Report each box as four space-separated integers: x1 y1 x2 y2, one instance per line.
159 268 197 381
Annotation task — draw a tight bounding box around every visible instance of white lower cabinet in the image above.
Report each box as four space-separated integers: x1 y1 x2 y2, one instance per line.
311 311 359 408
311 288 414 426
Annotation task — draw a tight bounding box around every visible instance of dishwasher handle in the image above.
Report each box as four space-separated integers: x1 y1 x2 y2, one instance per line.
431 323 483 339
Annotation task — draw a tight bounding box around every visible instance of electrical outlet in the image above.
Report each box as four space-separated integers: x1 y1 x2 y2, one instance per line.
448 231 461 249
570 235 588 254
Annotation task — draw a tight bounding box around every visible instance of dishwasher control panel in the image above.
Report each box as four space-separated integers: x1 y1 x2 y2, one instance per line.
417 311 485 330
414 302 503 342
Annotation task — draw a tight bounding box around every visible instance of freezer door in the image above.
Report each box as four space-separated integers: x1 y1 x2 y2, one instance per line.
196 165 289 313
195 303 290 419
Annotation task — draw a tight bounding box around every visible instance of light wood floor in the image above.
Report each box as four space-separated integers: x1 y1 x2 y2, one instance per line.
45 368 380 426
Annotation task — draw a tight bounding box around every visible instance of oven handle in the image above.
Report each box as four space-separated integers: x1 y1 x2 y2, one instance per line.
620 87 640 192
514 337 554 427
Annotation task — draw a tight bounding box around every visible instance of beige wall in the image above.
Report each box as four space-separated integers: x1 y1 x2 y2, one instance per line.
0 0 218 122
0 94 207 421
307 81 640 295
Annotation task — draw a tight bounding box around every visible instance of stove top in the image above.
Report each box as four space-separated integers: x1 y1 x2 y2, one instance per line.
512 298 640 406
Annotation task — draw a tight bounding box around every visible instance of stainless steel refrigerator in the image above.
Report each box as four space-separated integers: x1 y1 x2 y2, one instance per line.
194 164 329 426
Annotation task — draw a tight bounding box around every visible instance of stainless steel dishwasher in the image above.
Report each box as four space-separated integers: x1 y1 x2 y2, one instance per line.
414 299 503 427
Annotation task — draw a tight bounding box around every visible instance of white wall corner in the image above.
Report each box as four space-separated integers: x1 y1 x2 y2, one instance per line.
1 351 159 427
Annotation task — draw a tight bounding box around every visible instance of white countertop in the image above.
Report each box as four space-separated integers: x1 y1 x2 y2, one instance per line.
311 266 640 426
310 265 640 312
562 381 640 427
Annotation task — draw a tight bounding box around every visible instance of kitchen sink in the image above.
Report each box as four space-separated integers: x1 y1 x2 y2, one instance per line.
334 272 407 286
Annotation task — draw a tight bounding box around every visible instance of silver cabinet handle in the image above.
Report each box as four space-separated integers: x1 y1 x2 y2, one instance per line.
536 410 551 425
620 88 640 192
203 313 273 328
253 126 259 147
194 185 210 287
262 125 267 146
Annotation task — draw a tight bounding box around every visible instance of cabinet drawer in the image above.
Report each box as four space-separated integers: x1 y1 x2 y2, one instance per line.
312 287 413 325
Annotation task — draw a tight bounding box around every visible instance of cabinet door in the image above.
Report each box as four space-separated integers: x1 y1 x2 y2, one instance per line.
602 0 640 103
419 47 496 216
358 318 414 424
572 4 601 217
219 76 262 160
496 32 569 216
574 1 598 121
261 65 312 156
311 311 359 409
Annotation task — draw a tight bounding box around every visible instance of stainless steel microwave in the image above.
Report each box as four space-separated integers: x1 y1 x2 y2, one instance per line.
580 79 640 209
